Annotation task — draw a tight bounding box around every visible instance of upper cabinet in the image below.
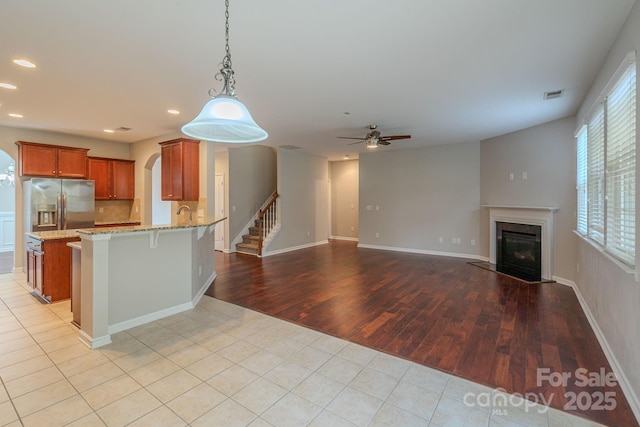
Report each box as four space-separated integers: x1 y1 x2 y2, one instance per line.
16 141 89 178
88 157 135 200
159 138 199 201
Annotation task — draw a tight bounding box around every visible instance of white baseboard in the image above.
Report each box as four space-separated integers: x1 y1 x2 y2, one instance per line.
262 240 329 257
553 275 640 424
192 272 216 307
108 272 217 336
356 243 487 261
77 330 112 349
330 236 359 242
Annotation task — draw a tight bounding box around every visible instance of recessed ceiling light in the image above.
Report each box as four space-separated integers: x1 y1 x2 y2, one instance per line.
103 129 114 133
167 109 180 115
13 59 36 68
0 83 17 90
9 113 23 118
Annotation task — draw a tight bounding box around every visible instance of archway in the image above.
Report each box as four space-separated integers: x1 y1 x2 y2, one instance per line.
0 150 16 273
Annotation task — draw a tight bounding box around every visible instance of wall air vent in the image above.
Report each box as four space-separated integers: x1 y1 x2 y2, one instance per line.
278 145 301 150
115 127 132 132
543 90 564 100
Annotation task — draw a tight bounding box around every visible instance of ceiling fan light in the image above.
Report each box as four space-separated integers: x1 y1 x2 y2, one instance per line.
366 140 378 148
181 95 268 143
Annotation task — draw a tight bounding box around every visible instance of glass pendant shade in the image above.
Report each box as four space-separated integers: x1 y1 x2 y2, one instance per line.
181 95 268 143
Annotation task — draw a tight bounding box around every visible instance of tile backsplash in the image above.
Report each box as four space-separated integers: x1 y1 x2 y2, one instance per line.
95 199 141 224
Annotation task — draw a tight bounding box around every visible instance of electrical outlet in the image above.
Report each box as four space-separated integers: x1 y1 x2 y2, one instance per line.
452 238 456 244
439 237 444 243
375 232 380 238
456 238 461 244
135 206 139 213
471 239 476 246
367 205 373 211
306 231 310 237
98 207 104 213
509 173 514 181
350 226 354 232
375 205 380 211
522 171 528 180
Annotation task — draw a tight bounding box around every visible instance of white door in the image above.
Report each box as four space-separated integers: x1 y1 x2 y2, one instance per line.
214 174 225 251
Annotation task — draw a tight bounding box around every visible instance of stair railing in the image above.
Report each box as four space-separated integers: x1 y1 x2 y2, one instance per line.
258 191 279 255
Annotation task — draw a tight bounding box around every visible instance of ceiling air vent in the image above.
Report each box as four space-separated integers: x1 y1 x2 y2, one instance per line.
543 90 564 100
115 126 132 132
278 145 301 150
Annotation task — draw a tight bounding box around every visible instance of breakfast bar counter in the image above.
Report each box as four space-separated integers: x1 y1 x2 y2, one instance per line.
75 217 226 349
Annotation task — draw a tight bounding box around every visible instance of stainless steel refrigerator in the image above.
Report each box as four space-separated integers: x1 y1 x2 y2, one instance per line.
24 178 95 232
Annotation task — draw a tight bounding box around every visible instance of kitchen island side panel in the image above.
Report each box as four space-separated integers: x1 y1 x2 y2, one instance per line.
107 231 192 326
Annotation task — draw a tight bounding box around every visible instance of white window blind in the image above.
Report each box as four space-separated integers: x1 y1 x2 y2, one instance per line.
605 62 636 265
587 105 605 245
576 52 636 268
576 126 588 235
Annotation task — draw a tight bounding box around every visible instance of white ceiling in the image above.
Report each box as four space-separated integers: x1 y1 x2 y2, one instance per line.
0 0 635 160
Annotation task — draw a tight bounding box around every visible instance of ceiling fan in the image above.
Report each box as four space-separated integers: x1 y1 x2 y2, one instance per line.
338 125 411 149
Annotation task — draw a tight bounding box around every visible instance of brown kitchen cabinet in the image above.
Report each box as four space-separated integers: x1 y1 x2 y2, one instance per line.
159 138 199 201
16 141 89 178
88 157 135 200
26 235 79 302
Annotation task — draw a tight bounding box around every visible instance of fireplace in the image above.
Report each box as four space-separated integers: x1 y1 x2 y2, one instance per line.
496 222 542 282
484 205 557 281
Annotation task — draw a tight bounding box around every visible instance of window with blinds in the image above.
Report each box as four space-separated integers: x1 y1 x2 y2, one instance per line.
576 52 636 268
576 126 588 235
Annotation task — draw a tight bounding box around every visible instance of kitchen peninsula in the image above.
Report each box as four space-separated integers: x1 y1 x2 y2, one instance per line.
72 217 224 349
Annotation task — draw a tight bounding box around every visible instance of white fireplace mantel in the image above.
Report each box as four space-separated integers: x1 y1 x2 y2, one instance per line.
482 205 558 279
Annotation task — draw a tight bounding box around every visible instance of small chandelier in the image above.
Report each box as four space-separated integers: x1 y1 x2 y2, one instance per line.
0 163 15 187
181 0 268 143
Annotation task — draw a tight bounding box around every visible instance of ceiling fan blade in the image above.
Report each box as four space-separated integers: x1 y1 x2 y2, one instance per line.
347 141 364 145
378 140 391 145
380 135 411 141
337 137 366 140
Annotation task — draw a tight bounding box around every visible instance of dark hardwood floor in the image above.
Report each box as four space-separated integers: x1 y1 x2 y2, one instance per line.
206 240 638 427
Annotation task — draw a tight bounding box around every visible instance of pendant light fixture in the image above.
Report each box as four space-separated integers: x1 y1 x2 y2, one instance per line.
181 0 268 143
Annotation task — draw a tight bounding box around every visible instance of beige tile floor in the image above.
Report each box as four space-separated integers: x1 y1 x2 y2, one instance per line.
0 272 603 427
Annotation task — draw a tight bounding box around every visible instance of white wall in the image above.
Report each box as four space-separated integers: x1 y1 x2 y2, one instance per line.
358 142 480 257
330 160 359 240
480 116 577 281
266 149 329 253
573 0 640 418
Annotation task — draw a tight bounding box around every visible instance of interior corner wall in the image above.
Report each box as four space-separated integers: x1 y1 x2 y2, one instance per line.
479 116 577 282
329 160 359 240
265 149 329 253
358 142 480 256
228 145 277 243
573 0 640 418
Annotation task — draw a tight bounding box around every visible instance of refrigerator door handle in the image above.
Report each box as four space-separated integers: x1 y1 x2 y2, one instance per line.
57 192 63 229
62 193 68 229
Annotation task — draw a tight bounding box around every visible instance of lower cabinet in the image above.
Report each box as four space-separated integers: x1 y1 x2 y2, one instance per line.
26 237 79 302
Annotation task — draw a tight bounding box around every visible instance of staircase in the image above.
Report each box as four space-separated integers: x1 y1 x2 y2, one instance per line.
235 192 279 257
235 219 263 255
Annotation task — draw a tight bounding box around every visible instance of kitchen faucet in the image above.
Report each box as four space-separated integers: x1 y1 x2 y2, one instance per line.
176 204 192 221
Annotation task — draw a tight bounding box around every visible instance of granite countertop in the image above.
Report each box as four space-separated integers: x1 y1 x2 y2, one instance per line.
94 220 142 226
26 230 80 241
27 217 227 240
